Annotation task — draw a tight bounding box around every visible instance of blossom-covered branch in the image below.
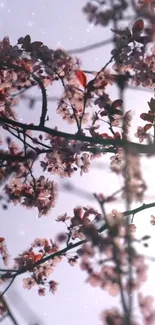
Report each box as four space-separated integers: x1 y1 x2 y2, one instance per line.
1 115 155 155
0 1 155 323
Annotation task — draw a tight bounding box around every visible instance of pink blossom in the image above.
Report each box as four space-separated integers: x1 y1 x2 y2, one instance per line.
23 277 35 290
135 126 148 143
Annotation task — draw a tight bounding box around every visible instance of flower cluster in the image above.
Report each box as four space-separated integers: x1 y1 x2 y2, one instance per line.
78 209 151 323
40 135 93 177
57 79 89 125
15 238 60 295
0 237 9 266
111 23 155 89
56 206 101 241
17 35 80 81
123 154 147 202
110 150 146 202
135 97 155 143
138 293 155 325
0 34 82 124
0 3 155 322
83 1 129 27
0 299 7 318
5 176 58 217
100 308 138 325
135 126 149 143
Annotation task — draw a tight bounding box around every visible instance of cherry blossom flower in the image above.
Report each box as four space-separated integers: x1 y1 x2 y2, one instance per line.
100 308 124 325
49 280 58 294
133 255 148 283
23 277 35 290
123 110 132 135
38 287 46 296
55 213 70 222
135 126 148 143
75 152 91 175
87 273 102 287
129 224 137 233
0 237 9 266
150 215 155 225
138 293 155 325
0 300 7 316
110 149 125 173
107 209 123 227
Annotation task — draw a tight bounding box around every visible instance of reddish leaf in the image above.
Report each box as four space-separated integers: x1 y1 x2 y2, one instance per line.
68 258 77 266
113 132 121 139
148 98 155 112
140 113 154 123
76 70 87 88
111 99 123 110
27 252 35 260
141 235 151 241
31 41 43 50
22 35 31 49
21 59 31 72
17 37 24 44
102 79 108 87
34 254 43 262
0 89 5 94
33 64 41 72
44 239 50 247
135 35 150 45
74 207 83 219
99 133 113 139
100 110 108 117
106 196 117 203
140 113 148 120
132 19 144 34
144 123 152 132
0 237 4 243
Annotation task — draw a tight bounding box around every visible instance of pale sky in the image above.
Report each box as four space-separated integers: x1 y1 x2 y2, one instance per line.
1 1 155 325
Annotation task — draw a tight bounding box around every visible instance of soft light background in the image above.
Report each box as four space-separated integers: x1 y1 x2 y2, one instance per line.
0 1 155 325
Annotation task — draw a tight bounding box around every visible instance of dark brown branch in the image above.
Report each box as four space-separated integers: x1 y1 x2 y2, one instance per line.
99 201 155 232
124 201 155 218
0 296 19 325
1 115 155 155
1 200 155 283
0 152 32 162
0 276 16 297
32 74 47 127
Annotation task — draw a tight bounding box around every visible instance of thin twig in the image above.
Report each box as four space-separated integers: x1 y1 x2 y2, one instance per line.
1 296 19 325
1 200 155 281
67 38 112 54
0 275 16 297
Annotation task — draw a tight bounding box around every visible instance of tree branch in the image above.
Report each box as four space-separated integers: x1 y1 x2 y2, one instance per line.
1 116 155 155
0 296 19 325
67 38 112 54
1 200 155 284
0 276 16 298
32 74 47 127
0 152 32 163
